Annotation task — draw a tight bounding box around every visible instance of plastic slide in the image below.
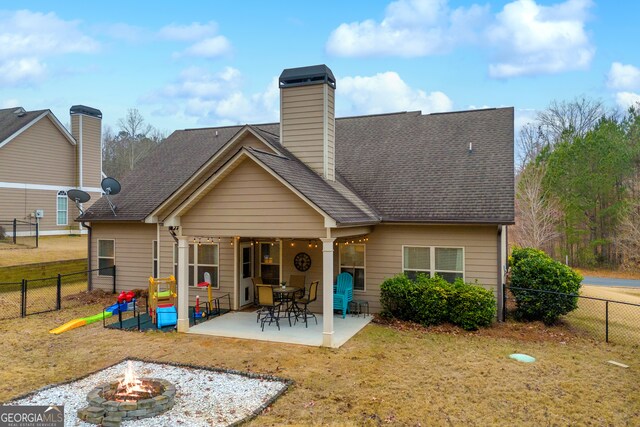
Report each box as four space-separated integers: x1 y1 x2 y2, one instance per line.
49 303 120 335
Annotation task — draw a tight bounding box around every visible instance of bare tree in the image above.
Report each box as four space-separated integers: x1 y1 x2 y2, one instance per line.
536 96 606 145
513 164 560 250
102 109 166 180
516 122 546 171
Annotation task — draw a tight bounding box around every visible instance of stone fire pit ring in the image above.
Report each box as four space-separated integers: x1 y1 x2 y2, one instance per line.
78 378 175 425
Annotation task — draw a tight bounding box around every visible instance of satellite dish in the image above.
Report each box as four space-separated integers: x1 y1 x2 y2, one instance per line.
101 177 121 195
67 189 91 204
67 189 91 214
101 177 121 216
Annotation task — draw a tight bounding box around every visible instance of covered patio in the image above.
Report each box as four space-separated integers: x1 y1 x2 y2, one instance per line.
188 311 372 347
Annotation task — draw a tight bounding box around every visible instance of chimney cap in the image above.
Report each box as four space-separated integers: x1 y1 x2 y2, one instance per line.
70 105 102 119
279 64 336 89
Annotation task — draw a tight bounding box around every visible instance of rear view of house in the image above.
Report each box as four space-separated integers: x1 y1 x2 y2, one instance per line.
0 105 103 236
80 64 514 347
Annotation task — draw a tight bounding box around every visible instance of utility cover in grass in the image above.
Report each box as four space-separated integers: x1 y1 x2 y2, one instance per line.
509 353 536 363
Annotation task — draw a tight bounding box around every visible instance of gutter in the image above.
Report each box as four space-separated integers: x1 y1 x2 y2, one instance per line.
81 221 92 290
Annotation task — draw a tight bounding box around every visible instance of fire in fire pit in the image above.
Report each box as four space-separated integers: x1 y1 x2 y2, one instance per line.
104 361 163 402
77 361 176 425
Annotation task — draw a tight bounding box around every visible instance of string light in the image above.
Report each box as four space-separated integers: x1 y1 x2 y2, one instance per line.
290 242 295 247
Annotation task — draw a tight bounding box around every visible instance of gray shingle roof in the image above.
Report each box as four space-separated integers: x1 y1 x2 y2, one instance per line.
0 107 48 144
80 108 514 225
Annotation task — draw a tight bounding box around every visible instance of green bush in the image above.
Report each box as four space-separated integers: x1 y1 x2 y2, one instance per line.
448 279 496 331
509 247 583 325
380 274 495 330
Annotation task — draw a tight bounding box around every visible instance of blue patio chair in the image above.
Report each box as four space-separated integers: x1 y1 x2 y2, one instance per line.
333 272 353 318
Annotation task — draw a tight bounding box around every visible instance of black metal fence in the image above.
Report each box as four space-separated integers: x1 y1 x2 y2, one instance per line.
0 219 39 248
0 266 115 320
504 285 640 346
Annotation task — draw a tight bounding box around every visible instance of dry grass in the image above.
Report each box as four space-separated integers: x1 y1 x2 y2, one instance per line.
564 285 640 345
0 235 87 267
575 267 640 280
0 300 638 426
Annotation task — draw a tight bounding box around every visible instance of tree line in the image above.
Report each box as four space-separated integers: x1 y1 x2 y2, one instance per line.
512 97 640 269
102 108 167 181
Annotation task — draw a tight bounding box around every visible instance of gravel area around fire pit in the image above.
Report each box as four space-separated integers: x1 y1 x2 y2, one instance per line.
7 360 290 426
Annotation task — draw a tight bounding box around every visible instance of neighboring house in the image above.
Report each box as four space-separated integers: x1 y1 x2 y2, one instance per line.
80 65 514 346
0 105 103 235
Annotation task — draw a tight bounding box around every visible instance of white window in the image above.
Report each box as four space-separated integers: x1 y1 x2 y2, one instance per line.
98 239 115 276
56 191 68 226
152 240 158 278
403 246 430 280
173 243 219 289
339 244 365 291
403 246 464 283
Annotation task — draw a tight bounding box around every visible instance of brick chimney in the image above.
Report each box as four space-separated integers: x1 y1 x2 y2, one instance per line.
70 105 102 190
279 65 336 181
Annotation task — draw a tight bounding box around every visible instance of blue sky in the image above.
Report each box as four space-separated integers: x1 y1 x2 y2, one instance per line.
1 0 639 136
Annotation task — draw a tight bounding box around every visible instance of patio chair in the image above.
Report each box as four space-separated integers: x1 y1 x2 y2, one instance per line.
251 277 263 306
256 284 282 331
289 274 306 298
293 280 318 328
333 272 353 318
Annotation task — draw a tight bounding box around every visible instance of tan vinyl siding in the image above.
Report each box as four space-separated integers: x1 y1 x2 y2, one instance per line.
0 116 76 185
181 159 326 238
281 84 328 176
81 115 102 189
355 224 499 313
0 187 87 232
91 223 157 292
156 133 276 221
326 87 335 181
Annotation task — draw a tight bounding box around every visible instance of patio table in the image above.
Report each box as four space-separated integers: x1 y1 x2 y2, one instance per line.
272 286 299 324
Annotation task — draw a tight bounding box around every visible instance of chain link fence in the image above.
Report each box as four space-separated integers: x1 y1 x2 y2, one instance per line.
504 285 640 346
0 219 39 249
0 266 115 320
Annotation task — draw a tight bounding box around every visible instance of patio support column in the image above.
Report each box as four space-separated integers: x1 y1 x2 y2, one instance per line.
177 237 189 332
320 237 335 347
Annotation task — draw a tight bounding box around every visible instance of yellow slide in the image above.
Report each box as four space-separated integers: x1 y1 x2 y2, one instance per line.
49 318 87 335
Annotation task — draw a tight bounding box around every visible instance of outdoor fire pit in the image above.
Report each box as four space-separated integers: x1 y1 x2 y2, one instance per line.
77 361 175 426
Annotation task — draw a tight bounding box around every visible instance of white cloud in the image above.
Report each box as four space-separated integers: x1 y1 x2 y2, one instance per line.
158 21 219 41
0 58 47 86
615 92 640 111
607 62 640 91
326 0 489 57
180 36 231 58
1 98 21 109
326 0 595 78
159 21 231 59
144 68 278 125
0 10 98 86
337 71 452 115
487 0 595 78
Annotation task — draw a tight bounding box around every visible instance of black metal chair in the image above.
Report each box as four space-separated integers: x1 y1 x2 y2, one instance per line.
293 280 318 328
256 284 281 331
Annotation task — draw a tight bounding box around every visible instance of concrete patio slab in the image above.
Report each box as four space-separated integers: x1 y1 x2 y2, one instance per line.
188 311 373 348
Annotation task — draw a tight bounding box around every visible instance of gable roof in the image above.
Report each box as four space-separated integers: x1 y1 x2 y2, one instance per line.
80 108 514 225
0 107 76 149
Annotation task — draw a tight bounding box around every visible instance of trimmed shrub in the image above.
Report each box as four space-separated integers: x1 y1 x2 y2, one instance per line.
509 247 583 325
380 274 495 329
448 279 496 331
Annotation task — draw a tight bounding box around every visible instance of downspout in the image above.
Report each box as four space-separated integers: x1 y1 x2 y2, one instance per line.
497 225 503 322
82 221 92 290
